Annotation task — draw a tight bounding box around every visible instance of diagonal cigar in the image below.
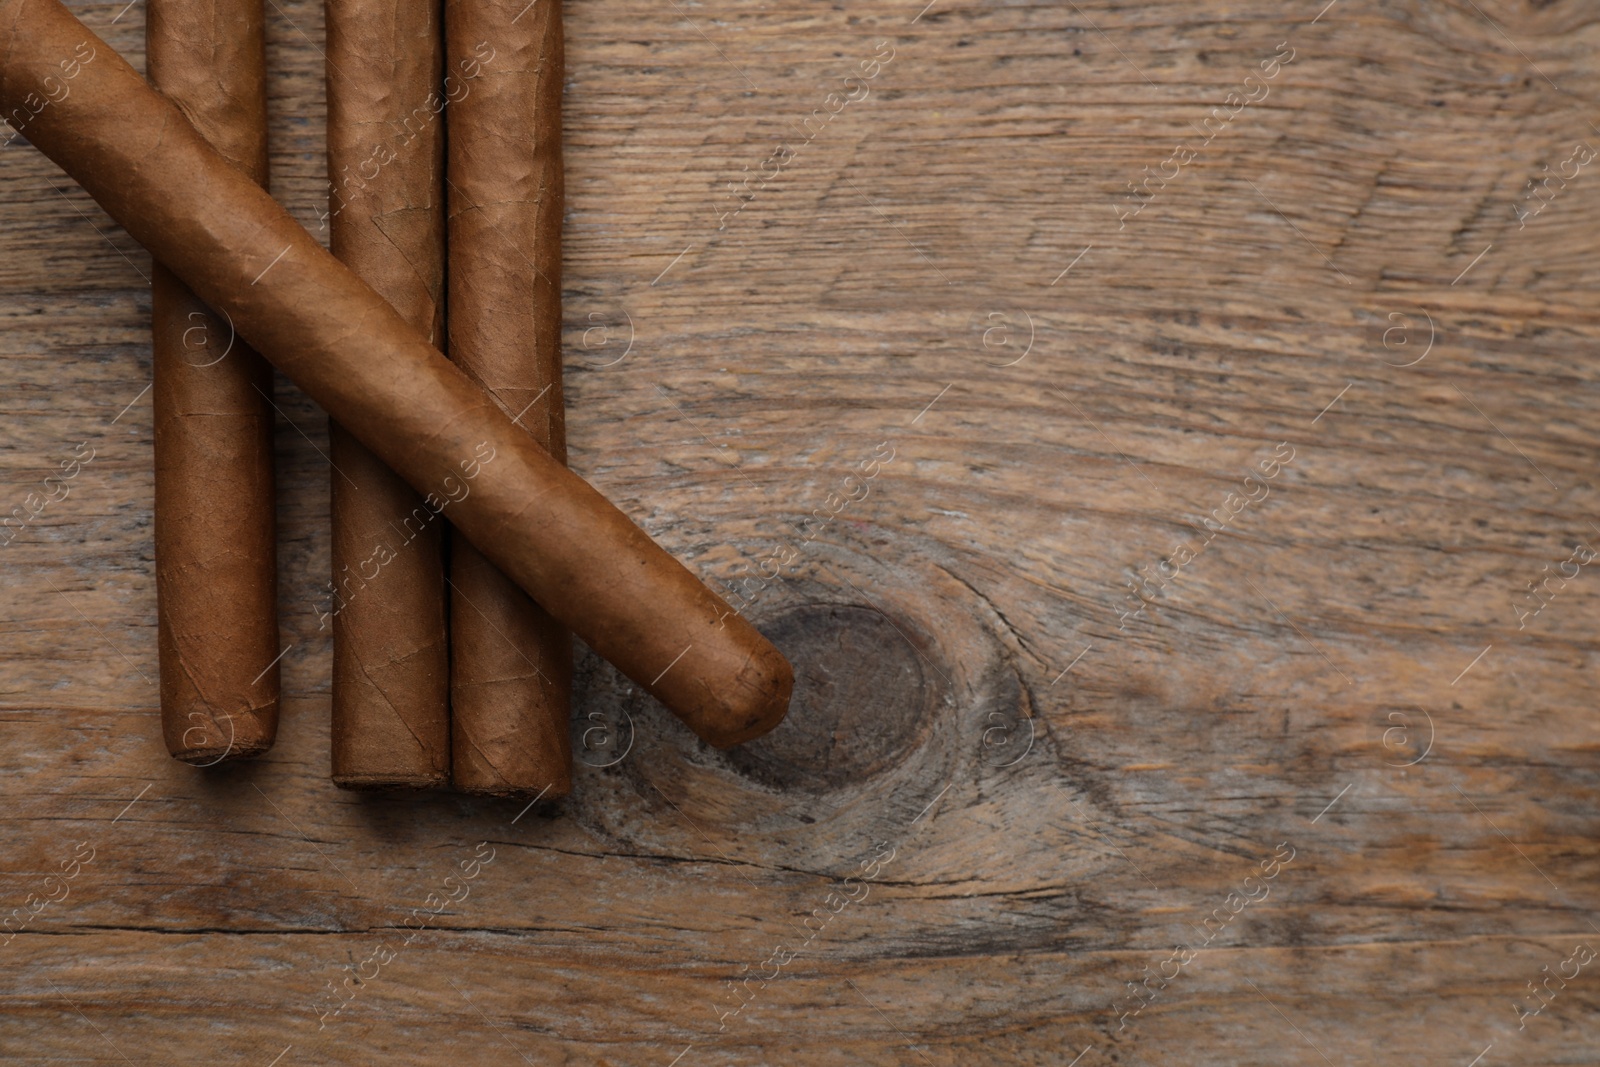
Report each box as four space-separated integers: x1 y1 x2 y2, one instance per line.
148 0 280 763
0 0 793 749
324 0 451 787
443 0 573 796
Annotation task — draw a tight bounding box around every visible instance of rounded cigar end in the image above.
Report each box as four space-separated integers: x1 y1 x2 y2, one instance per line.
332 773 449 791
699 641 795 750
451 775 573 800
170 736 274 766
166 707 277 766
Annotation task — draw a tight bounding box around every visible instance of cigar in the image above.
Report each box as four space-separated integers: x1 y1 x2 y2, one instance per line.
147 0 280 763
443 0 572 795
324 0 451 787
0 0 794 749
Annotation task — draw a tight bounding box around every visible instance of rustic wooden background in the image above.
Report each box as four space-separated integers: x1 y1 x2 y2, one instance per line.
4 0 1600 1062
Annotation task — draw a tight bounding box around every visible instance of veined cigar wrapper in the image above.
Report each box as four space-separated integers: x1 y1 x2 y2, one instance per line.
0 0 794 748
444 0 572 796
325 0 451 787
147 0 280 764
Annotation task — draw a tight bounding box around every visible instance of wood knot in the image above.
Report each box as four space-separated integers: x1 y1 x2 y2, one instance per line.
724 602 940 793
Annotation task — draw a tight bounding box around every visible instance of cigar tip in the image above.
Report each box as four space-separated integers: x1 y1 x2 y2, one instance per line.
332 773 450 791
452 772 574 800
703 642 795 749
170 736 274 766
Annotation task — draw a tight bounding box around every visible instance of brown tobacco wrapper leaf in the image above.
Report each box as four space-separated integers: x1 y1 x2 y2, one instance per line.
325 0 450 788
0 0 793 749
148 0 280 763
444 0 572 796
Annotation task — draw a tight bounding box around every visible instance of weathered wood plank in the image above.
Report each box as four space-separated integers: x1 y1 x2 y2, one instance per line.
3 0 1600 1063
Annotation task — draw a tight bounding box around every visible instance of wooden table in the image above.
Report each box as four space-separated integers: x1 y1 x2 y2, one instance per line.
3 0 1597 1062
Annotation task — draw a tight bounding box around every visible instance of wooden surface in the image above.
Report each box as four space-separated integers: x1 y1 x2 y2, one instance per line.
3 0 1600 1062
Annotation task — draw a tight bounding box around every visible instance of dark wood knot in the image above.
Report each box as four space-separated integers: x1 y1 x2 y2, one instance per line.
724 602 941 793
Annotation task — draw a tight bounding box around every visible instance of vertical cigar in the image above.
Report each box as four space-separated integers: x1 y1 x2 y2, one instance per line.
324 0 451 787
444 0 571 795
147 0 280 763
0 0 794 748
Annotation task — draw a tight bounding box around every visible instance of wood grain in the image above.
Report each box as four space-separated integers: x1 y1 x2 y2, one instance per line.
4 0 1600 1062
